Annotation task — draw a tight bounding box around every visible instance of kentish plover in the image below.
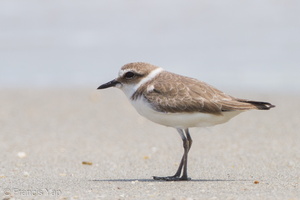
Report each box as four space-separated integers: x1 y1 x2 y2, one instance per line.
97 62 275 181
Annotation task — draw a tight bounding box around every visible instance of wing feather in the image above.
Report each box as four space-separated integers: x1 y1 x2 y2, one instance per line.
132 71 260 114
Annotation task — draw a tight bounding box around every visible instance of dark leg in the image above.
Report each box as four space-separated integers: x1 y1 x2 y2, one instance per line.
172 129 193 178
180 129 192 180
153 128 192 181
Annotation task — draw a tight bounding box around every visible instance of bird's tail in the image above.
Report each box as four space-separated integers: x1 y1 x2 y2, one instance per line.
237 99 275 110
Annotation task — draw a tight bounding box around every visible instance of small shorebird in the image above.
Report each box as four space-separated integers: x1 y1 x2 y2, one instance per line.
97 62 275 181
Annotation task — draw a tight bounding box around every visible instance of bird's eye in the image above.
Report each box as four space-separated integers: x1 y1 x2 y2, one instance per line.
124 72 135 79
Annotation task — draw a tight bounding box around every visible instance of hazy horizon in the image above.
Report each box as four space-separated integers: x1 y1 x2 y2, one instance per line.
1 0 299 93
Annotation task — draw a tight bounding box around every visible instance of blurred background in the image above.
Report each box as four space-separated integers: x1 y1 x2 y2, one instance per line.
0 0 299 93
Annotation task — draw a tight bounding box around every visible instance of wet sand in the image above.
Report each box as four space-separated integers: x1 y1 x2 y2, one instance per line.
0 88 299 199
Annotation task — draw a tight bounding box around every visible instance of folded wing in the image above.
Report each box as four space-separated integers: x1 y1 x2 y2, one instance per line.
132 71 274 114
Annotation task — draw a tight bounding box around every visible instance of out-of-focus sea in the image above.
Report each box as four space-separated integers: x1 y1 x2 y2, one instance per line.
0 0 299 93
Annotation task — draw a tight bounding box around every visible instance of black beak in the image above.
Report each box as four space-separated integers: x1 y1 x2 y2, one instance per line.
97 79 120 89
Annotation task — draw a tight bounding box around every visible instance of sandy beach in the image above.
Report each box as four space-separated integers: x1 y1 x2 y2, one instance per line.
0 88 299 200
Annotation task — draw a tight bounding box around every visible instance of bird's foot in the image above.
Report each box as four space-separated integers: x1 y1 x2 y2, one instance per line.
153 175 191 181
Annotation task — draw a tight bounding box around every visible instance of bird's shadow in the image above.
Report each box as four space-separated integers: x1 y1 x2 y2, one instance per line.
91 178 250 182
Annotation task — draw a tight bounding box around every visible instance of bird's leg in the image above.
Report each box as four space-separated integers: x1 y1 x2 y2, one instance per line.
153 128 192 181
172 155 185 177
172 129 193 178
180 129 192 180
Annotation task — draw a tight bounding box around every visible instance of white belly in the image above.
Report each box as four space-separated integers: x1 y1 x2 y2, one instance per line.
130 97 242 129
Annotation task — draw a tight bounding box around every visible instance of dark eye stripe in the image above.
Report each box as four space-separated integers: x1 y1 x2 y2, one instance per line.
124 72 135 79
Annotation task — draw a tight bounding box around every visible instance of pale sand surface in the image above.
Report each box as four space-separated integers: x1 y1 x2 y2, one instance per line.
0 88 299 200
